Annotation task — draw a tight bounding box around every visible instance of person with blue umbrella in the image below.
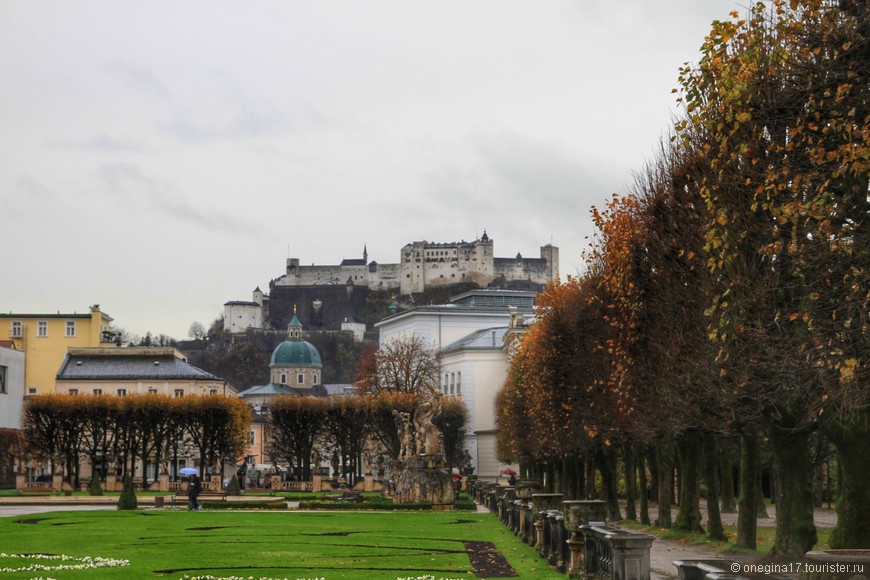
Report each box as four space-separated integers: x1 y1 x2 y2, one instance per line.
182 468 202 511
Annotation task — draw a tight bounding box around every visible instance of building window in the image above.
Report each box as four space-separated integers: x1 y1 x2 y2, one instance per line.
148 387 158 394
456 372 461 395
0 365 6 394
280 373 287 384
117 388 127 396
249 431 256 445
209 389 217 395
27 386 37 395
37 321 48 337
449 373 454 395
93 388 102 395
69 389 79 395
174 389 184 398
297 374 304 384
10 322 22 338
313 374 318 384
65 320 76 337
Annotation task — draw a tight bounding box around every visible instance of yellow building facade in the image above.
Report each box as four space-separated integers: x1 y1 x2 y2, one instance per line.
1 305 115 395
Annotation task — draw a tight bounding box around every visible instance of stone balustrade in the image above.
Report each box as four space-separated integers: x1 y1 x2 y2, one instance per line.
580 521 655 580
472 484 654 579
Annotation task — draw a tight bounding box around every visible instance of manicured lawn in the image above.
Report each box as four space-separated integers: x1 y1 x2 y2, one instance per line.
0 508 566 579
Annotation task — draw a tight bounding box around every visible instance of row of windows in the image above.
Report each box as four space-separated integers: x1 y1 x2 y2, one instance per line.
442 371 461 396
279 373 317 385
66 388 219 397
9 320 76 338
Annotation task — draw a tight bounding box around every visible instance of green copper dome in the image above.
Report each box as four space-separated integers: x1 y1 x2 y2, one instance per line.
270 339 322 367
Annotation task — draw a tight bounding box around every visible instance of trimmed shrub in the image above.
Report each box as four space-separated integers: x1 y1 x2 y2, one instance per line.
226 474 241 496
88 474 104 496
117 474 137 510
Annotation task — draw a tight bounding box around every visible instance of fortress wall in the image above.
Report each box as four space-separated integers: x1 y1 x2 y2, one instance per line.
493 257 552 283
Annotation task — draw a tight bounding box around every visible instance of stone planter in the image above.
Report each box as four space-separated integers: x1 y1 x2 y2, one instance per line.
515 478 542 499
531 493 564 514
801 550 870 580
563 499 608 532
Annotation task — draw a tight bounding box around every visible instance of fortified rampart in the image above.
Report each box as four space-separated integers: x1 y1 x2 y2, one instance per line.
273 232 558 295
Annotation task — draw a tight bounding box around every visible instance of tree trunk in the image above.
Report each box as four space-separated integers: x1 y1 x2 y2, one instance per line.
826 419 870 549
656 440 674 528
674 434 705 533
585 457 596 499
638 446 651 525
703 433 726 541
768 421 818 557
736 426 760 549
598 445 622 521
719 442 737 513
756 474 770 518
624 443 637 521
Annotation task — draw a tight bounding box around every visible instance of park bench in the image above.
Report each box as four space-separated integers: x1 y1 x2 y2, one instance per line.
338 490 363 503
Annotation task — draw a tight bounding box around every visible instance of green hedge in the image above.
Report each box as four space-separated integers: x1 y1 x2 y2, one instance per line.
201 501 287 510
297 501 434 511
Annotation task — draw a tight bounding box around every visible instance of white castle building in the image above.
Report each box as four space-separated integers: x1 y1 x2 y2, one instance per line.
224 231 558 335
274 230 558 295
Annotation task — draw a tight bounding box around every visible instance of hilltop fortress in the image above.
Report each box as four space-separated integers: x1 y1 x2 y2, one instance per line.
276 230 558 295
224 231 558 334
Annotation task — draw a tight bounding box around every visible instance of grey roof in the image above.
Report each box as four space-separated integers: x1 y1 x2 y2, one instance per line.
238 383 330 398
237 383 295 397
57 353 221 381
323 383 355 397
440 327 509 354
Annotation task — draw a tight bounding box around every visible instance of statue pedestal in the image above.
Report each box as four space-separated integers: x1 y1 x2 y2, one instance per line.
15 474 25 490
158 473 169 492
312 474 322 492
364 474 374 492
393 454 454 509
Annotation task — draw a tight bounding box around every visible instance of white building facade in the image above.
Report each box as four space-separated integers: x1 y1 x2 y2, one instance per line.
0 345 25 430
375 290 536 481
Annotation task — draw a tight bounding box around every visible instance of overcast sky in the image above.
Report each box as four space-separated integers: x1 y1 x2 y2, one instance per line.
2 0 743 340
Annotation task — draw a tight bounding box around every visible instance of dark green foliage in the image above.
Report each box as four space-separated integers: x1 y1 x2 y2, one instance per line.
88 473 103 496
202 501 287 510
433 396 468 470
298 500 434 511
226 474 241 496
117 474 137 510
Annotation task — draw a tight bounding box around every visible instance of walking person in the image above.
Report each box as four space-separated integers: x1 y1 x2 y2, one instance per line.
188 473 202 511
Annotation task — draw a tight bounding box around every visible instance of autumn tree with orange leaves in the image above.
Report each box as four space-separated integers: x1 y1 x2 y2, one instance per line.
676 0 869 552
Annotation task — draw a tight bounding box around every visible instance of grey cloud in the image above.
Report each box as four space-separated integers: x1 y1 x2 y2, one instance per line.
3 177 56 217
95 162 261 235
48 134 144 152
105 60 169 98
426 130 613 228
160 106 289 143
16 176 55 202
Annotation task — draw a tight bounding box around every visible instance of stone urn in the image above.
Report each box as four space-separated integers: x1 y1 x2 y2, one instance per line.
515 478 542 499
531 493 564 515
563 499 608 532
801 550 870 580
